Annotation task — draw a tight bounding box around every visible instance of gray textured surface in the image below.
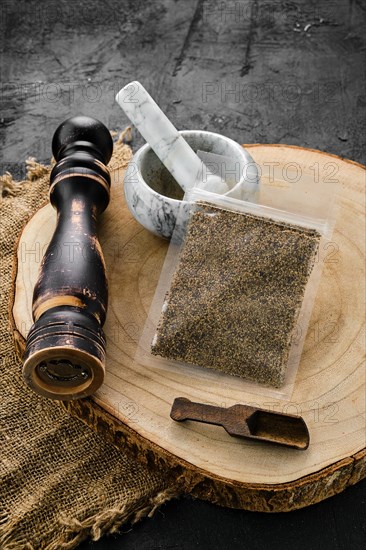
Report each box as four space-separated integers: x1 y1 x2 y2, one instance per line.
1 0 365 175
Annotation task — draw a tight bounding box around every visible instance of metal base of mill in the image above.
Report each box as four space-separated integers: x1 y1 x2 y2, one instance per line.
23 309 106 400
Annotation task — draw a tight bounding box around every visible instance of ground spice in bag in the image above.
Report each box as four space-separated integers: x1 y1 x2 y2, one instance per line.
151 202 321 387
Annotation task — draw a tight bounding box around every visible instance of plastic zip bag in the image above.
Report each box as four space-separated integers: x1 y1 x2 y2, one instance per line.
136 181 337 399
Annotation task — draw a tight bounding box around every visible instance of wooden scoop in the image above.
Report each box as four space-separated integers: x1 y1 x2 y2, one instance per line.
171 397 310 450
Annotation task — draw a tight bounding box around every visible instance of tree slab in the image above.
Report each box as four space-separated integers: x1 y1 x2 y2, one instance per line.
11 145 366 511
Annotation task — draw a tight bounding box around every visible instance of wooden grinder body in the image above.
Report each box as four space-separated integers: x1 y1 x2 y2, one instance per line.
23 116 113 400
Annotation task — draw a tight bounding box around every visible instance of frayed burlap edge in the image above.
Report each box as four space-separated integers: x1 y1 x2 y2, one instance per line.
0 486 178 550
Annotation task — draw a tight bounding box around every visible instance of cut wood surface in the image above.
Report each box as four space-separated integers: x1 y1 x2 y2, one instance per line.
12 145 366 511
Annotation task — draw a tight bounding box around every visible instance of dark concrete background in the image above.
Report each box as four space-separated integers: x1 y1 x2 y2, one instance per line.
1 0 365 548
1 0 365 171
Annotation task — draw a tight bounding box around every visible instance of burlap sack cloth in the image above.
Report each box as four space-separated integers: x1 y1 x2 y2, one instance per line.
0 132 178 549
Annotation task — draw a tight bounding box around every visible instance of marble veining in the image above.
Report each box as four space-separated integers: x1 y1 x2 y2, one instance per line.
123 130 260 239
116 82 228 194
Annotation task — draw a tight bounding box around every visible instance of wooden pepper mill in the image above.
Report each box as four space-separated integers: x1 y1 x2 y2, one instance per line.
23 115 113 400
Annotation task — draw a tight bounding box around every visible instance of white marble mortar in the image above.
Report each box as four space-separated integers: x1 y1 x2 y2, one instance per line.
124 130 259 239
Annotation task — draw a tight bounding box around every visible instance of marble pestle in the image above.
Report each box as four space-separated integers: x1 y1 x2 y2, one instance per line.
115 81 229 195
